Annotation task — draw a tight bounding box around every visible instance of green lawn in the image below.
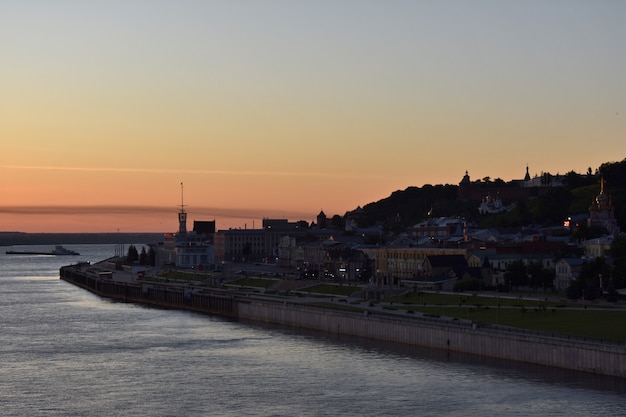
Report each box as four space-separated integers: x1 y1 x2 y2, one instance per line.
382 291 626 341
155 271 212 282
229 277 280 289
303 284 361 297
405 305 626 342
386 292 591 309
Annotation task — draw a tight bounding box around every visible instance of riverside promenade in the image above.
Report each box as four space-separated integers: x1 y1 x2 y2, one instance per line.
60 259 626 378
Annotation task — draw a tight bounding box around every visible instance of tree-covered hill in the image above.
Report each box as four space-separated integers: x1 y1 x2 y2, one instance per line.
355 159 626 232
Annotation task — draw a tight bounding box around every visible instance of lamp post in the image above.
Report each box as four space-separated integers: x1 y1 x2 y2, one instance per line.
496 294 499 325
599 274 603 293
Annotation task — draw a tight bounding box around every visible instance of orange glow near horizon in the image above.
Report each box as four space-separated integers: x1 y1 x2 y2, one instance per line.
1 2 624 233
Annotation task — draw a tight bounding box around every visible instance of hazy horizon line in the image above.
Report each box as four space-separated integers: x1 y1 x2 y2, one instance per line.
0 204 321 220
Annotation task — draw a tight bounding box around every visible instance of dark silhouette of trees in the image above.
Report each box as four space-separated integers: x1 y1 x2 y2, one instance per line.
562 170 595 189
123 244 155 266
572 222 609 241
139 246 148 265
126 245 139 263
347 159 625 232
242 242 252 261
503 260 554 291
608 236 626 290
531 188 572 226
504 260 527 290
362 184 460 229
148 246 156 266
567 258 611 301
331 215 344 229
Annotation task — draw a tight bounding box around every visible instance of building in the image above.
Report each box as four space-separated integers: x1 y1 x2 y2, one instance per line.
193 220 216 239
299 238 372 281
316 210 327 229
278 236 304 269
478 194 511 215
584 235 614 259
554 258 585 291
410 217 465 240
214 228 265 263
457 168 549 202
214 218 309 264
153 185 214 269
344 206 367 232
360 246 468 285
159 232 215 269
588 178 621 236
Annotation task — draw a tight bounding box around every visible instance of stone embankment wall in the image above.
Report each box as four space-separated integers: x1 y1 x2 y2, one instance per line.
60 265 236 317
60 265 626 378
239 300 626 378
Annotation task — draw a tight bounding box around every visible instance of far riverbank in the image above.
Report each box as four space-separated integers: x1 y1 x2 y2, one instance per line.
0 232 163 246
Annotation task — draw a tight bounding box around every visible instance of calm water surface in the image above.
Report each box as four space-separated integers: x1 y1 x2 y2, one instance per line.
2 244 626 416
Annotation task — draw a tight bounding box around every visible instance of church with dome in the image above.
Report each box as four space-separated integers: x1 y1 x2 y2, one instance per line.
588 178 621 236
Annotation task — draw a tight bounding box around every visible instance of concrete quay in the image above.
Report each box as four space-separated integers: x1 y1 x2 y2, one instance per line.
60 260 626 378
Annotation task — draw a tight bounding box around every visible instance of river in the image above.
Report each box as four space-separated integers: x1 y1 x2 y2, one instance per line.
2 244 625 416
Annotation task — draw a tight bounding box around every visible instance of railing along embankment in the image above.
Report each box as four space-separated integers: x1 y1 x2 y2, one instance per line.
237 296 626 378
59 263 236 317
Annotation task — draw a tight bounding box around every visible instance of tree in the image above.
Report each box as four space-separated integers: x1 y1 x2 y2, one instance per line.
540 268 556 290
599 160 626 187
126 245 139 263
526 262 543 289
531 188 572 226
504 260 528 290
608 236 626 289
563 170 584 189
453 278 481 292
331 215 344 229
139 246 148 265
148 246 157 266
572 222 608 241
242 242 252 261
574 257 610 300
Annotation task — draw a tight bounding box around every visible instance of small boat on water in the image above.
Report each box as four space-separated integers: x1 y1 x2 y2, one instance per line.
5 245 80 256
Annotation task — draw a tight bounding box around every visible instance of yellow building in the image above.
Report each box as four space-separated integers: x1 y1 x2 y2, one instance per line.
360 246 467 284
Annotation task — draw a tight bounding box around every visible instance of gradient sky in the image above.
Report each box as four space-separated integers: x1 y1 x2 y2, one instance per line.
1 1 625 233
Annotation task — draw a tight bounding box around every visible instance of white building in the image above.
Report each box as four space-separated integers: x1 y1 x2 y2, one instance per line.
154 184 215 269
554 258 585 291
584 236 614 259
478 194 511 215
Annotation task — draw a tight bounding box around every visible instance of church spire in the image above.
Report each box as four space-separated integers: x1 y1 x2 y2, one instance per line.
600 176 605 195
588 177 620 235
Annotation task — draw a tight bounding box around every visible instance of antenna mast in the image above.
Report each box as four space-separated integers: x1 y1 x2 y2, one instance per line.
180 182 186 213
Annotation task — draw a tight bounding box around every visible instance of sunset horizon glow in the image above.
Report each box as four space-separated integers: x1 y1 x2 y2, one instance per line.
1 1 624 233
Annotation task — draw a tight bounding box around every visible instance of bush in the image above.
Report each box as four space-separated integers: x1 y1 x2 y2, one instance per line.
454 278 481 292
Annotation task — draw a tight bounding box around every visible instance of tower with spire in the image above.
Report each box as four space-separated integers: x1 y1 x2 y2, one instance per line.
178 182 187 235
524 164 531 182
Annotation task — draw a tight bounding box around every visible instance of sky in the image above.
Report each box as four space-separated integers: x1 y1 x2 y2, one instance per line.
1 1 625 233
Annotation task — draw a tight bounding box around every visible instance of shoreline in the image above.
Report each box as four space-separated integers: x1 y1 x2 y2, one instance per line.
60 260 626 379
